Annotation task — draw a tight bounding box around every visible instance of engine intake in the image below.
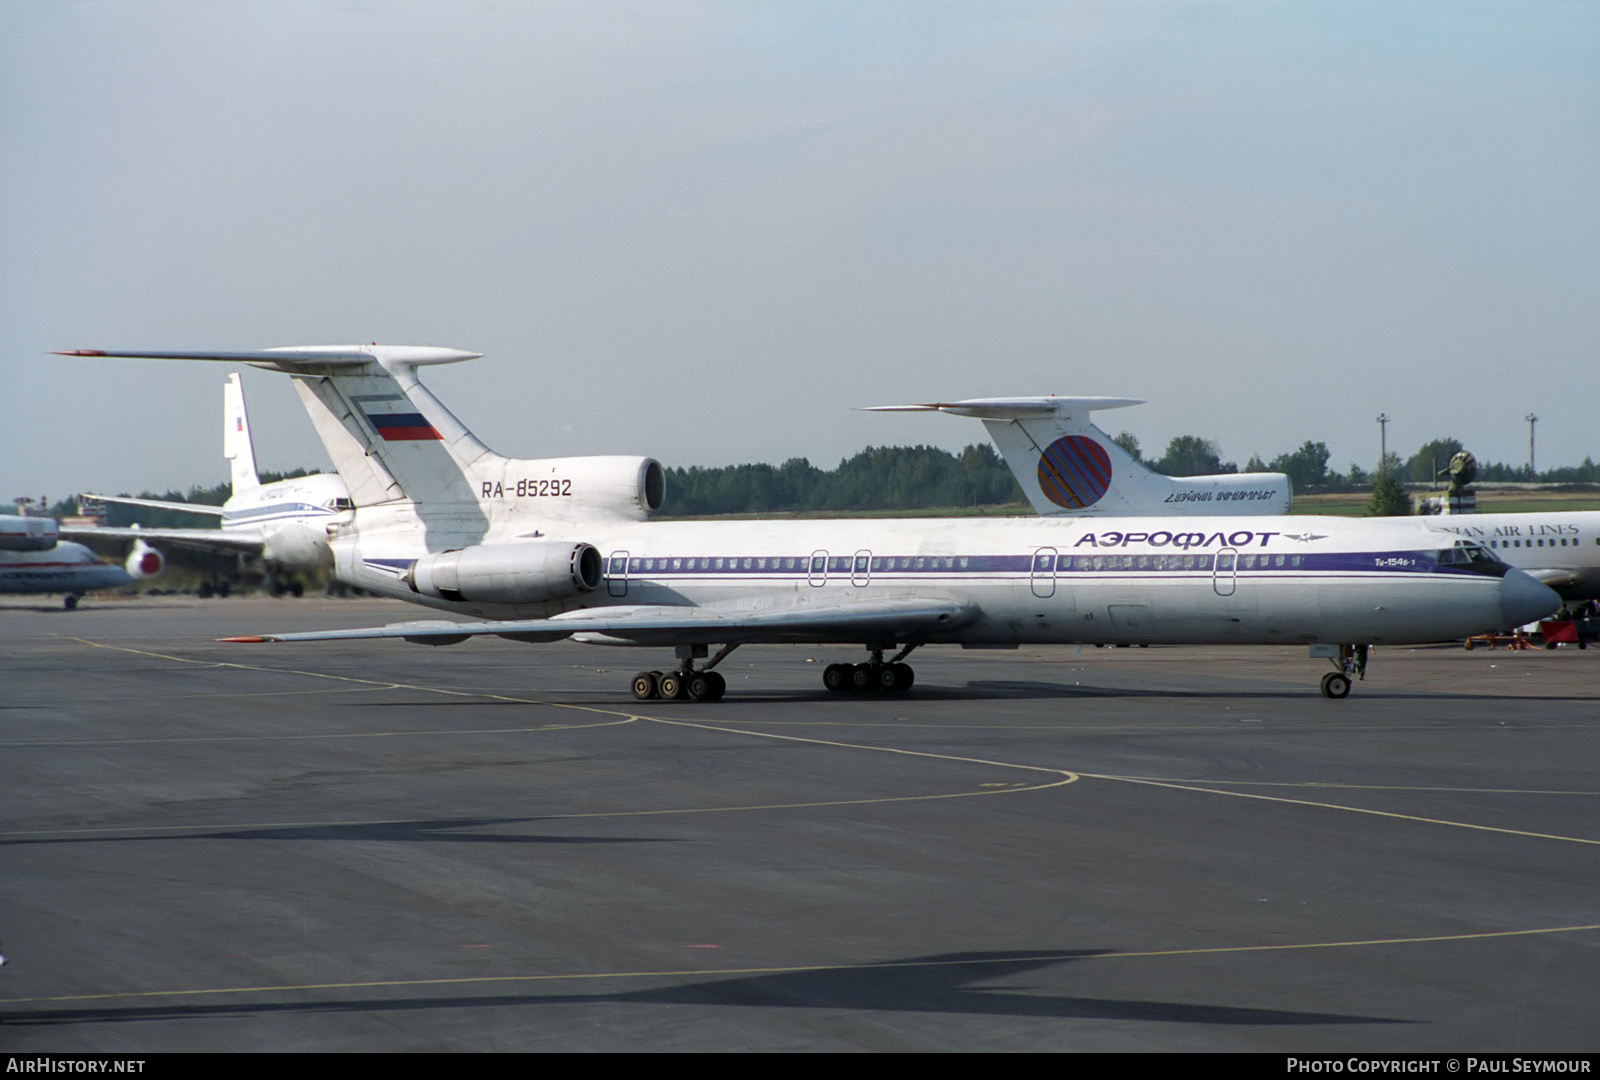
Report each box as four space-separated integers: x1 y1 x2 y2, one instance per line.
405 541 602 605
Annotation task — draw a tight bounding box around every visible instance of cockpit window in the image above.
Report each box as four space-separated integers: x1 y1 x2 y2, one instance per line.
1436 540 1508 575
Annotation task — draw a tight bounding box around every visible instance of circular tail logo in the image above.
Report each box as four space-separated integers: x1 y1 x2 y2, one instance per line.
1038 436 1112 509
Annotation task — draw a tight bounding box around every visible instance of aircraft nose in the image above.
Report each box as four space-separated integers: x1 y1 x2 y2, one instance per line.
1500 569 1562 629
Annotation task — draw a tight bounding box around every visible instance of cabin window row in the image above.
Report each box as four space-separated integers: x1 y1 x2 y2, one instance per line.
609 553 1308 574
1485 538 1589 548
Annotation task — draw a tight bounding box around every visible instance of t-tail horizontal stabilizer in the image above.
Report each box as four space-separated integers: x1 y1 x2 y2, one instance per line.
864 397 1292 517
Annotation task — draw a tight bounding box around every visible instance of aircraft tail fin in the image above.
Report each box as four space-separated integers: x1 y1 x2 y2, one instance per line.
864 397 1292 516
63 346 489 514
276 348 493 520
65 346 662 540
223 373 261 494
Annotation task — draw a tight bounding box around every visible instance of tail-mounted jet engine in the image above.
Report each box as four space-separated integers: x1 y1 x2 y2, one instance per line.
405 541 603 605
479 456 666 522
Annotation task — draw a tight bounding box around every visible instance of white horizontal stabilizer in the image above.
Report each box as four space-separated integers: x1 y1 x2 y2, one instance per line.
56 345 481 372
863 396 1143 419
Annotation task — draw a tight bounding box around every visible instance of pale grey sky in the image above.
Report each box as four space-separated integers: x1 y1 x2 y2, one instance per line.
4 1 1596 500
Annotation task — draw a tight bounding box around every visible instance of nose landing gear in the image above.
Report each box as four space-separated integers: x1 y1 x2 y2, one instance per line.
1317 644 1368 699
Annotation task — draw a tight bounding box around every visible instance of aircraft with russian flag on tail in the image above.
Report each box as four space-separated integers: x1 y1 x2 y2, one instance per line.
62 344 1560 700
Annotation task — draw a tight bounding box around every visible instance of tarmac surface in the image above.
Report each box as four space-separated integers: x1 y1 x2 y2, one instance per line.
2 595 1598 1052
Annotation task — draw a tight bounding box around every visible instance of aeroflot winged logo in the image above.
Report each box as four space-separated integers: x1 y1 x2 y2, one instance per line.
353 393 443 441
1037 436 1112 509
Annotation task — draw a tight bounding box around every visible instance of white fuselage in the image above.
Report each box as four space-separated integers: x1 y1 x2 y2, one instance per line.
221 473 349 569
0 541 133 596
335 509 1544 647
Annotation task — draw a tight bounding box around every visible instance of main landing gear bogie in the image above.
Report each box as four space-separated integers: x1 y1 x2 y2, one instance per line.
631 668 728 702
825 646 919 695
825 661 915 694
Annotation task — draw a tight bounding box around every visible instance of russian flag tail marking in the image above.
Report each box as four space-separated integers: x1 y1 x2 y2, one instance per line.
364 409 443 441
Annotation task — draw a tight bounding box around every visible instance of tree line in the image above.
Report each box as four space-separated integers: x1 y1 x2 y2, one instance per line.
17 435 1595 523
1115 433 1600 493
663 444 1024 515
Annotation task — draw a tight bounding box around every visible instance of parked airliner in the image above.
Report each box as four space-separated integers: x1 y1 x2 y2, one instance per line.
63 346 1560 699
1 514 163 608
62 373 351 595
1425 513 1600 603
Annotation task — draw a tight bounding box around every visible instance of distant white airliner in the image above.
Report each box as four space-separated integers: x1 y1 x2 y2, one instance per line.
864 397 1292 515
63 346 1560 699
1425 513 1600 603
1 514 163 608
62 373 351 595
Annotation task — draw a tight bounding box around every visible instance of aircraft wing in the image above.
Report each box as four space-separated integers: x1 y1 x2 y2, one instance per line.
81 493 226 517
59 525 264 557
222 598 977 647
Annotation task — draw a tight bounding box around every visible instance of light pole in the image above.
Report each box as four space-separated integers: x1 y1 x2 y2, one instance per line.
1376 413 1390 477
1526 413 1538 478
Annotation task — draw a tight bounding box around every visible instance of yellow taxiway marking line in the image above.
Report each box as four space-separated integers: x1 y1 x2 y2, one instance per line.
1088 773 1600 847
1109 776 1600 797
4 922 1596 1007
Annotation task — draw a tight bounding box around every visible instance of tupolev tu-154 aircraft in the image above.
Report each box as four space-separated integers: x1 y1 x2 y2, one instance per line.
63 345 1560 700
63 373 351 595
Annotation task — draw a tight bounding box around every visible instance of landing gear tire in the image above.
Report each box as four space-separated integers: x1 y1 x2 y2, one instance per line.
823 664 852 693
631 671 660 701
1320 672 1352 699
849 663 876 692
686 672 726 702
657 673 690 700
63 595 79 611
887 662 914 692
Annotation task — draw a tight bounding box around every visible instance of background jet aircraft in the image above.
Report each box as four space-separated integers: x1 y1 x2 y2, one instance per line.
62 372 351 595
1 513 163 608
1427 513 1600 603
865 397 1292 516
65 345 1559 700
